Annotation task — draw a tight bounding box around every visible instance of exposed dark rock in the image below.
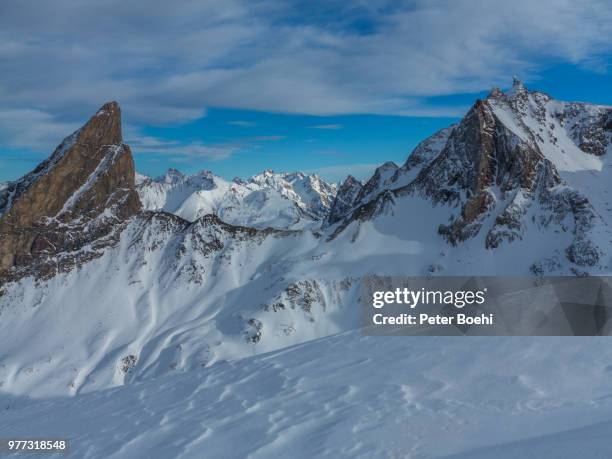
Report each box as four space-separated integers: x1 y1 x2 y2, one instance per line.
328 82 605 272
0 102 141 284
325 126 454 234
328 190 395 241
556 104 612 156
263 279 326 315
120 355 138 374
326 175 363 225
412 96 552 245
244 318 263 343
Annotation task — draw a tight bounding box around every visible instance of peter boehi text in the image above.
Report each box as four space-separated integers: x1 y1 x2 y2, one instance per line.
371 287 493 328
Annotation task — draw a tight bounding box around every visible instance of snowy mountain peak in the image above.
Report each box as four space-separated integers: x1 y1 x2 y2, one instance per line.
380 160 399 170
252 168 276 180
328 84 610 274
137 168 337 230
353 161 399 204
157 168 186 184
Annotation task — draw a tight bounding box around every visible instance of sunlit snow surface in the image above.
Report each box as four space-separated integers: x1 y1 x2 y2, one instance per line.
2 332 612 458
137 169 337 230
1 86 612 458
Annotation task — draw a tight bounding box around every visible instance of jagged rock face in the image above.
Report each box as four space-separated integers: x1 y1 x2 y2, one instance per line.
331 81 607 273
411 97 560 244
572 110 610 156
1 81 612 398
416 100 553 206
326 175 363 225
0 102 141 281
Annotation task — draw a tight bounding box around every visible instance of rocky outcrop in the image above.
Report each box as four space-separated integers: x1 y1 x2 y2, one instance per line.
414 96 558 244
326 175 363 225
556 103 612 157
330 80 606 272
328 189 395 241
0 102 141 283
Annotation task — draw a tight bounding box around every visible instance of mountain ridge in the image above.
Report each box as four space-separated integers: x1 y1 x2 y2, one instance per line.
0 82 611 397
136 166 337 230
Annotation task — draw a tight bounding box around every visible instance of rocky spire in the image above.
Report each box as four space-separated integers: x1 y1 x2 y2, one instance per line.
326 175 363 225
412 96 558 244
0 102 141 279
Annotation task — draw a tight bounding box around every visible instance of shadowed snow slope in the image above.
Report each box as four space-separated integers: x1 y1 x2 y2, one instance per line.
2 332 612 458
1 85 612 457
1 84 612 399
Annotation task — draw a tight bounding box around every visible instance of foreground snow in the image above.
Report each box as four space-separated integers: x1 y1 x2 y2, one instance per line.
2 331 612 458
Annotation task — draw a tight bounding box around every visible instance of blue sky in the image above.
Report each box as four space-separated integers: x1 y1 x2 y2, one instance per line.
1 0 611 183
131 109 457 181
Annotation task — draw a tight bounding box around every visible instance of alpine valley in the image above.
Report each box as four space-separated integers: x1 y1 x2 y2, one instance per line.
1 81 612 458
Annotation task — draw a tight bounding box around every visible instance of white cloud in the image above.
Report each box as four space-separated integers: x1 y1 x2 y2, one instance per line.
0 0 611 152
126 131 285 162
229 120 257 127
310 124 343 130
0 108 79 151
128 136 237 161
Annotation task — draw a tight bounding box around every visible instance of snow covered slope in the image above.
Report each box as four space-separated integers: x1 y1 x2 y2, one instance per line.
137 168 336 230
3 332 612 458
1 84 611 400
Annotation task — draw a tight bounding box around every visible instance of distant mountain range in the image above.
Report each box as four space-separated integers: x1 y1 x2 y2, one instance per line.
0 80 611 398
136 168 336 230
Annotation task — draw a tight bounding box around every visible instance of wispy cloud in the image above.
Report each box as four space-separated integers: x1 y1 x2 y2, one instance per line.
1 0 611 154
229 120 257 127
310 124 343 130
0 108 79 151
128 136 237 160
127 131 285 162
249 135 285 141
